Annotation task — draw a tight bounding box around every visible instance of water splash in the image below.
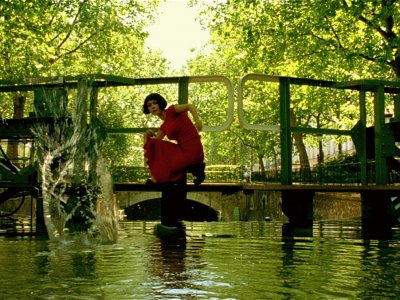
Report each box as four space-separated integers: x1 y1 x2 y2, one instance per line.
95 157 119 243
32 79 118 243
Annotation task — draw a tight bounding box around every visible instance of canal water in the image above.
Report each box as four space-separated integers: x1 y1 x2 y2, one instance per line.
0 219 399 299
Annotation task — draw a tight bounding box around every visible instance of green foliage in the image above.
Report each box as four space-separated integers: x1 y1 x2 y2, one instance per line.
0 0 161 79
2 0 399 173
321 153 359 166
188 0 399 169
0 0 173 166
111 164 244 183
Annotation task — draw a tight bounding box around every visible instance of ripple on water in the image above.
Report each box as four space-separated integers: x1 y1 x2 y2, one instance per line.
0 220 399 299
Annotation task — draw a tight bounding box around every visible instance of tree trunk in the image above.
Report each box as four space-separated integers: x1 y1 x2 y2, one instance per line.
6 94 26 166
258 153 265 173
316 113 324 163
338 142 343 156
318 140 324 163
389 49 400 78
290 109 311 179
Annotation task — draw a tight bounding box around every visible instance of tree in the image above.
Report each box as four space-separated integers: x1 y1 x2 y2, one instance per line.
0 0 161 163
192 0 399 175
0 0 160 79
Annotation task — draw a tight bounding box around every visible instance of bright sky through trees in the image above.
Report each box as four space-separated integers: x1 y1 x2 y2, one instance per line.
145 0 210 70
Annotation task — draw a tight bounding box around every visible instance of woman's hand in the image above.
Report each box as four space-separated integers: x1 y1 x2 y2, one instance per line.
145 129 155 138
194 119 203 131
145 129 165 140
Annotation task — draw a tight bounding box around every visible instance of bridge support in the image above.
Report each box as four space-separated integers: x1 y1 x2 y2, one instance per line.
361 192 397 238
34 189 47 237
153 183 186 241
281 190 314 227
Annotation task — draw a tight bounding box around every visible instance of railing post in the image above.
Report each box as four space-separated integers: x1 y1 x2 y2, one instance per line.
360 84 396 237
394 94 400 120
279 77 292 185
373 84 388 185
160 183 185 227
359 89 368 185
281 190 314 227
178 77 189 104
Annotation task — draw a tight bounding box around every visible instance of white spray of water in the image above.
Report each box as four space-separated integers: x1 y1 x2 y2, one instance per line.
33 80 118 243
94 157 119 243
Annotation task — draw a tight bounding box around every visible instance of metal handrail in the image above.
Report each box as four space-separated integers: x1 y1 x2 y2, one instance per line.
189 75 234 132
237 73 339 133
237 74 280 131
104 75 235 133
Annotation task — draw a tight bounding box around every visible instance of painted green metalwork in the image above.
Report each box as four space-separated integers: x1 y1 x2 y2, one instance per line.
238 74 400 187
2 73 400 231
359 90 368 185
373 85 387 184
178 77 189 104
0 74 235 234
279 77 292 185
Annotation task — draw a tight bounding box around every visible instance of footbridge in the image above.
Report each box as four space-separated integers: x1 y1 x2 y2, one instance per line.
0 74 400 237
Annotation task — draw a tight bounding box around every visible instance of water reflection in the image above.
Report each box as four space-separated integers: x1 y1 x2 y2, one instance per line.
148 236 209 298
358 239 399 299
0 220 399 299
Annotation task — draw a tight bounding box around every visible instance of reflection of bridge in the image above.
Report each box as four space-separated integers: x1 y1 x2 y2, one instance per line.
1 74 400 237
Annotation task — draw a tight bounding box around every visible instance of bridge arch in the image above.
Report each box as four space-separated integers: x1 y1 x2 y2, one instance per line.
119 191 223 221
117 190 252 222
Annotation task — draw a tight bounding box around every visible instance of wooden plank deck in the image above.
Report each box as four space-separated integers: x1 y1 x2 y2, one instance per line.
113 182 244 193
113 182 400 196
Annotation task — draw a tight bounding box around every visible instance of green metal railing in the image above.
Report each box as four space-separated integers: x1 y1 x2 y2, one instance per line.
2 74 400 187
102 75 235 134
238 74 400 186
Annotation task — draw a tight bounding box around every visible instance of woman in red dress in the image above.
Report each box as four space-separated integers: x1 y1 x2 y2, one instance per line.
143 93 205 185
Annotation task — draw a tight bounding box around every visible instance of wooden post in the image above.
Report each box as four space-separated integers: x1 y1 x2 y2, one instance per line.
358 90 368 185
160 183 185 227
34 189 48 237
281 190 314 227
154 181 187 241
361 192 396 238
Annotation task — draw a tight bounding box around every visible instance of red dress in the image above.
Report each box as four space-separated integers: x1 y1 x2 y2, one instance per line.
144 105 204 183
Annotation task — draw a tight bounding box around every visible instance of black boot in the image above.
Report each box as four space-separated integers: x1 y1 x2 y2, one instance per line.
189 162 205 185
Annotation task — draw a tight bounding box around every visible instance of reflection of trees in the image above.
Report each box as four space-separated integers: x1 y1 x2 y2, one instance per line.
70 251 97 279
277 221 399 299
277 224 313 299
35 242 98 281
357 240 399 299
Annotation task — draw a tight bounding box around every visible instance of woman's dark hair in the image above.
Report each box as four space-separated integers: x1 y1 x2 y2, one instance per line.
143 93 168 114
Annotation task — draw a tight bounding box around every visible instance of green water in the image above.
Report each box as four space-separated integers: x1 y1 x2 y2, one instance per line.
0 220 399 299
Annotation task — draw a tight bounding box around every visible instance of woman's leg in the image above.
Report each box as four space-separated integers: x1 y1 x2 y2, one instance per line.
187 162 206 185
